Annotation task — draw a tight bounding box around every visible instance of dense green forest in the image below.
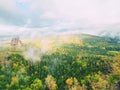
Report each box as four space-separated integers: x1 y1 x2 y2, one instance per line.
0 34 120 90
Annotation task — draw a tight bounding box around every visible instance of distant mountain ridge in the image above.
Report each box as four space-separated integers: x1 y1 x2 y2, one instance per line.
99 30 120 43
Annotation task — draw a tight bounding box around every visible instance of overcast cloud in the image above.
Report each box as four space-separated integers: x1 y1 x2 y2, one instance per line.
0 0 120 35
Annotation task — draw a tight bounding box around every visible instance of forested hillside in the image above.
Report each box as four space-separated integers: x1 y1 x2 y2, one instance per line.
0 34 120 90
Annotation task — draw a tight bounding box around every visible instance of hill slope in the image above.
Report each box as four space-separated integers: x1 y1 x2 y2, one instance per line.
0 33 120 90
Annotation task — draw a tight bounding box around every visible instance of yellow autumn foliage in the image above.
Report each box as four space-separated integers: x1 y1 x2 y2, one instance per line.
10 77 19 86
45 75 57 90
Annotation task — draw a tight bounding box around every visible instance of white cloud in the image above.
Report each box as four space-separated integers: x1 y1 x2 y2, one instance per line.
0 0 120 35
49 0 120 25
0 0 16 11
41 11 60 19
18 0 29 3
18 0 120 29
0 25 17 35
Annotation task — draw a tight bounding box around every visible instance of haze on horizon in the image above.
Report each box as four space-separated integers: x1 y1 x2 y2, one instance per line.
0 0 120 36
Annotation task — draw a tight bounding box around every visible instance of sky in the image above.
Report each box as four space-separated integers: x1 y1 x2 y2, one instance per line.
0 0 120 36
